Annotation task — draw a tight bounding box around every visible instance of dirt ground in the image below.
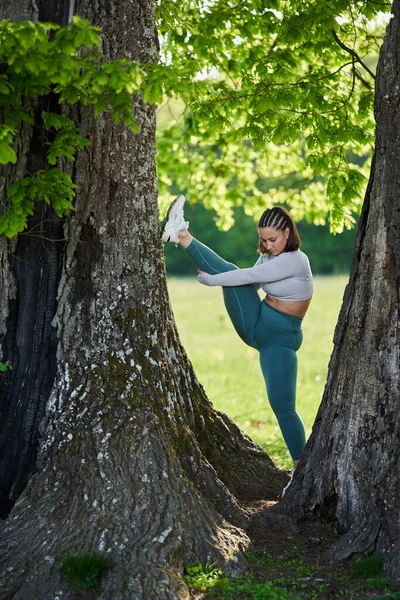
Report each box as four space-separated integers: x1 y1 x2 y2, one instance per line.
245 499 342 560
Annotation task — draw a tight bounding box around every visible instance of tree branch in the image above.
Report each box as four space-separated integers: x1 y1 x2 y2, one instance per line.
354 67 373 90
332 29 376 80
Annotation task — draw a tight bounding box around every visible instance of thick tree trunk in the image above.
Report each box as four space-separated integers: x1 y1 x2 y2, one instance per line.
280 0 400 577
0 1 287 597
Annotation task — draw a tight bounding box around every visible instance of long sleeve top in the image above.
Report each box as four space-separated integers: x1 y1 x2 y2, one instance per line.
197 250 313 301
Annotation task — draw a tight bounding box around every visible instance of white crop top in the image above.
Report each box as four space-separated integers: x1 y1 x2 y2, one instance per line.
197 250 313 301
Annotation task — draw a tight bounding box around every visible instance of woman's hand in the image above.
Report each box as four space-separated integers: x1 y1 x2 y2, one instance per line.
197 269 212 286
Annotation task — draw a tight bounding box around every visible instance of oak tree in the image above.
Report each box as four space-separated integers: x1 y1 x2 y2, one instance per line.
0 0 284 598
280 0 400 578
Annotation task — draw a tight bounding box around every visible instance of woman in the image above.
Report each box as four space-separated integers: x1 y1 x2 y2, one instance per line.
161 195 313 469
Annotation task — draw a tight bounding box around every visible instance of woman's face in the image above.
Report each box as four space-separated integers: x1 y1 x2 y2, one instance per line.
258 226 290 256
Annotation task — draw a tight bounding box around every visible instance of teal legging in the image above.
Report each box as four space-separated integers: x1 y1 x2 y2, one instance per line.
185 238 306 461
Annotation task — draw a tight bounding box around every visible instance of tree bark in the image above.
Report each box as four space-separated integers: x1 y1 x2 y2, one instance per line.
280 0 400 577
0 0 287 598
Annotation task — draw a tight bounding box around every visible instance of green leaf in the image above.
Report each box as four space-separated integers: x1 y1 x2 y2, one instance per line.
142 80 164 105
0 169 76 237
0 142 17 164
3 107 33 127
42 111 75 131
0 138 17 165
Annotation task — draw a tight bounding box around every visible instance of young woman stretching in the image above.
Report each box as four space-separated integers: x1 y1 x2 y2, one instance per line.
162 196 313 469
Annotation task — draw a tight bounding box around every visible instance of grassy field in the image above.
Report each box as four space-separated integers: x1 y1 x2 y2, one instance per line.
167 275 349 470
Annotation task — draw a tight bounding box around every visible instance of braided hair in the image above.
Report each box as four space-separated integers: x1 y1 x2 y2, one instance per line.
257 206 301 255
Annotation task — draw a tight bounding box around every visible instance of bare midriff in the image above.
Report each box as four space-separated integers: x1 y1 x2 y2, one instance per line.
265 295 312 319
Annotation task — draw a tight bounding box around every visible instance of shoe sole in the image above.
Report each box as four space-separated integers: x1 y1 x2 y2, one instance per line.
160 195 185 241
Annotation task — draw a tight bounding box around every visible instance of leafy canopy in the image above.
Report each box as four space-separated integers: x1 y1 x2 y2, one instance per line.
155 0 391 231
0 17 144 237
0 4 391 237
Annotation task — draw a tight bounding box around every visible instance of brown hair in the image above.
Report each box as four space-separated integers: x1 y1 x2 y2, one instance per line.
257 206 301 254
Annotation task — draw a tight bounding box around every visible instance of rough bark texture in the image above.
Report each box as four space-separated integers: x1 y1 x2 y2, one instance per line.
280 0 400 577
0 1 288 598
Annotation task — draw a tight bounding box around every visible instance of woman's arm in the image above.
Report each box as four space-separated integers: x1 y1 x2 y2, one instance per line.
252 254 263 290
197 252 301 287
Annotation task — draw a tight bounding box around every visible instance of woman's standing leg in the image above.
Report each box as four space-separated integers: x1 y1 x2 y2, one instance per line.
255 303 306 464
259 344 306 462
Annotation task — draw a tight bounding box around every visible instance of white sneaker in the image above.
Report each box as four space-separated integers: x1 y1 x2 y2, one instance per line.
161 195 189 243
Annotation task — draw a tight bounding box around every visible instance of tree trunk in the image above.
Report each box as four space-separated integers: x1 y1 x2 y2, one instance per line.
0 1 287 598
280 0 400 577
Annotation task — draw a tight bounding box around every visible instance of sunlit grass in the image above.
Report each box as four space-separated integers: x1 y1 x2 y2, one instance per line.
167 275 348 470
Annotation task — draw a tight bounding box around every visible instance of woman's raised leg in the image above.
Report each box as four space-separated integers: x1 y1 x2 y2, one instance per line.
179 231 237 274
178 231 262 347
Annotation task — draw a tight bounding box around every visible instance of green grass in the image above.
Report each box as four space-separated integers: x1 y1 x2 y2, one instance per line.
184 561 296 599
61 550 112 589
170 275 400 599
183 550 399 600
183 562 225 591
354 555 385 579
167 275 348 469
